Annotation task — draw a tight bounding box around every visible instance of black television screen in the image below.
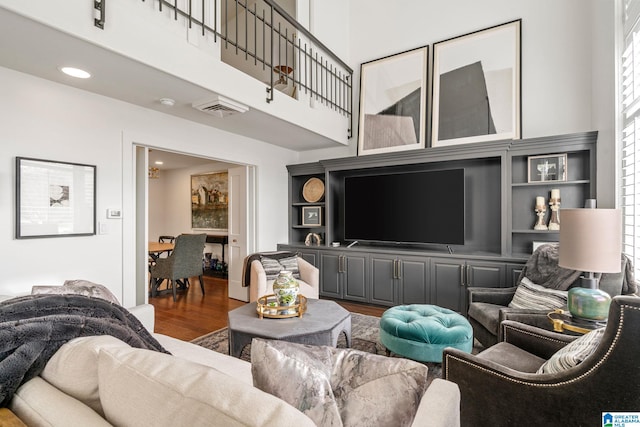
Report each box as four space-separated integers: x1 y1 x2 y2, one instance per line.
343 169 465 245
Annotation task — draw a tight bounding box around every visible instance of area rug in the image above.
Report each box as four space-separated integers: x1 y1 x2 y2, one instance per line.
190 312 444 380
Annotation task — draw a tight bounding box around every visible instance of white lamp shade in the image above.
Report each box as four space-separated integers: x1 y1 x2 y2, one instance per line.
559 208 622 273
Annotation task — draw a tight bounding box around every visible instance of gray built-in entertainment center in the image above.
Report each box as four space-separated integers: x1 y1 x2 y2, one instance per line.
278 131 596 312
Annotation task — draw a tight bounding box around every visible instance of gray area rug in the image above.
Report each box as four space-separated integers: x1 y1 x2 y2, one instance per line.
190 312 445 380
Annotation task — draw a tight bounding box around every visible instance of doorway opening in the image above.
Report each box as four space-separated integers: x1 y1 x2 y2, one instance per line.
134 146 256 306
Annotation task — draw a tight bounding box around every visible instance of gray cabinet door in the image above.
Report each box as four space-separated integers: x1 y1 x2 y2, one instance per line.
466 262 506 288
430 258 465 312
320 252 342 298
506 263 525 287
343 253 368 302
369 255 397 306
400 256 430 304
299 249 320 267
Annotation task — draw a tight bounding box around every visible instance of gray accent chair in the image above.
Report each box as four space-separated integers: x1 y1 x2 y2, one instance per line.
444 295 640 427
468 244 635 348
150 233 206 301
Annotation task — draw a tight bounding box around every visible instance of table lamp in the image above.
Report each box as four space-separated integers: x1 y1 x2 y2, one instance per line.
558 206 622 321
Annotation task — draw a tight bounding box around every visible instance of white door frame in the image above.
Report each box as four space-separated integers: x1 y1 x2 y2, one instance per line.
121 131 256 307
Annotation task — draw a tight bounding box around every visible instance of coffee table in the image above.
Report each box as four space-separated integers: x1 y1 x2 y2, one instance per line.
228 299 352 358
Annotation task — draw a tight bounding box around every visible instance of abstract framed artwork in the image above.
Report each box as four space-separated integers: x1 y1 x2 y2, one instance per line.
16 157 96 238
432 20 521 147
357 45 429 156
191 171 228 230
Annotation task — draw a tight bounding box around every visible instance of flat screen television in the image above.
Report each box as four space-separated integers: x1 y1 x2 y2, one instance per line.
343 169 465 246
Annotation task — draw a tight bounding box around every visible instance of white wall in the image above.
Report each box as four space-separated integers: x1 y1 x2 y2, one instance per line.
149 163 231 262
301 0 616 204
0 66 297 304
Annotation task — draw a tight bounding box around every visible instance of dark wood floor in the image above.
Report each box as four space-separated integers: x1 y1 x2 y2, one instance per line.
150 276 387 341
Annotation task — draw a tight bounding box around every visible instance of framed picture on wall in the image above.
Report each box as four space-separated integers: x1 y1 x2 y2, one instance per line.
302 206 322 226
191 172 228 230
16 157 96 239
432 20 521 147
357 45 429 156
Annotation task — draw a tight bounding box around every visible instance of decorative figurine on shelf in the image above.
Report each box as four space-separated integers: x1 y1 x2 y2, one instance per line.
534 196 548 230
548 188 561 230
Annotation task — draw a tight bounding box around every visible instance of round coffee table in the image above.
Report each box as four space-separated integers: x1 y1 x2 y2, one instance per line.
228 299 352 358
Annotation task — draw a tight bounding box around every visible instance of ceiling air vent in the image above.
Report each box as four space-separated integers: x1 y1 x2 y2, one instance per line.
192 95 249 118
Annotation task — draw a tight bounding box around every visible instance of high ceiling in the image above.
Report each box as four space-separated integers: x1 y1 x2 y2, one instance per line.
0 6 342 151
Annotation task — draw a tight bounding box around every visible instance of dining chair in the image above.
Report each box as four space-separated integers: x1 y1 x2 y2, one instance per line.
150 233 206 301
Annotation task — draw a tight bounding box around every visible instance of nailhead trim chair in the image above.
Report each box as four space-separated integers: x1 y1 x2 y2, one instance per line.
444 295 640 426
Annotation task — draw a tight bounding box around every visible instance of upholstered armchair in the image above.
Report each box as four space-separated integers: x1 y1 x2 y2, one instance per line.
444 295 640 427
468 243 635 348
244 251 319 302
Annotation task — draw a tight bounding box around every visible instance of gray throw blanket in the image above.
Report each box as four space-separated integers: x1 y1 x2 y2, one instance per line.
0 294 170 407
518 243 638 294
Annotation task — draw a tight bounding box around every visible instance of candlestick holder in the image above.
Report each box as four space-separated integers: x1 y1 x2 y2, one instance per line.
548 198 561 230
534 204 548 230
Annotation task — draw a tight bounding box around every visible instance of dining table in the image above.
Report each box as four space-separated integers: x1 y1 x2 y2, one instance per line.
148 241 174 261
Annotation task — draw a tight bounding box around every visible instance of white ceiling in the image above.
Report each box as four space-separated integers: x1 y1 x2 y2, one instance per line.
149 149 232 170
0 6 342 151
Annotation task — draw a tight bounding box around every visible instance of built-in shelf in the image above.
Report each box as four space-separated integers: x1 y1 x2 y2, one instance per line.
512 229 560 234
511 180 590 188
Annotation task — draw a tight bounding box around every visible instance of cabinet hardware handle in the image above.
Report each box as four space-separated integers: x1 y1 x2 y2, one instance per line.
460 266 465 286
396 260 402 279
466 265 471 286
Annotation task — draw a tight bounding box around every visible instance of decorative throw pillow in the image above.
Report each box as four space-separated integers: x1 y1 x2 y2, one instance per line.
259 256 300 280
508 277 568 310
536 328 605 374
251 338 428 427
41 335 132 416
31 280 120 305
98 345 315 427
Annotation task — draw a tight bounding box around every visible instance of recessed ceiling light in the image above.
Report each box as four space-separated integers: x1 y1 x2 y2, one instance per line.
159 98 176 107
60 67 91 79
155 161 164 165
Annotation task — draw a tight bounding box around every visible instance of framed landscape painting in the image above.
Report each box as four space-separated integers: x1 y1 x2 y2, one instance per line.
191 171 228 230
357 46 429 156
432 20 521 147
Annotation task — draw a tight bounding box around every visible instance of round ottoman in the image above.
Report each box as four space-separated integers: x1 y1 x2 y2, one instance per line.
379 304 473 363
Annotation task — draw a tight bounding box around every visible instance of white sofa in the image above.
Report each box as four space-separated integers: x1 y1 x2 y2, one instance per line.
8 304 461 426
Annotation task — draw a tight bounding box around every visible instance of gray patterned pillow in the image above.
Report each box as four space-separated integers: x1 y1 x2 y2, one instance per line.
536 328 604 374
251 338 428 427
508 277 568 310
31 280 120 305
259 256 300 280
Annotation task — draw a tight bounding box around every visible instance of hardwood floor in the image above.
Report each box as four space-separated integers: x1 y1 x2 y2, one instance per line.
150 276 387 341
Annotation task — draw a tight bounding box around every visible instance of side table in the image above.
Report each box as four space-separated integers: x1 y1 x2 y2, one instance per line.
0 408 27 427
547 309 606 335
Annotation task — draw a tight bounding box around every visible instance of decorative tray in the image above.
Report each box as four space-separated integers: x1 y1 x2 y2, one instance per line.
302 177 325 202
256 294 307 319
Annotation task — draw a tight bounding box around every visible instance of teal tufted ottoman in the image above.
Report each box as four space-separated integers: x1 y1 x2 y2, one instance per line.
379 304 473 363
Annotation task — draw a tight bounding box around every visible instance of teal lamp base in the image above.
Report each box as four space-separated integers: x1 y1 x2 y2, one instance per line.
568 287 611 321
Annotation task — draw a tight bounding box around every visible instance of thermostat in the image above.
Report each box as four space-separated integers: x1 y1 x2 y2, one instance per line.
107 209 122 219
